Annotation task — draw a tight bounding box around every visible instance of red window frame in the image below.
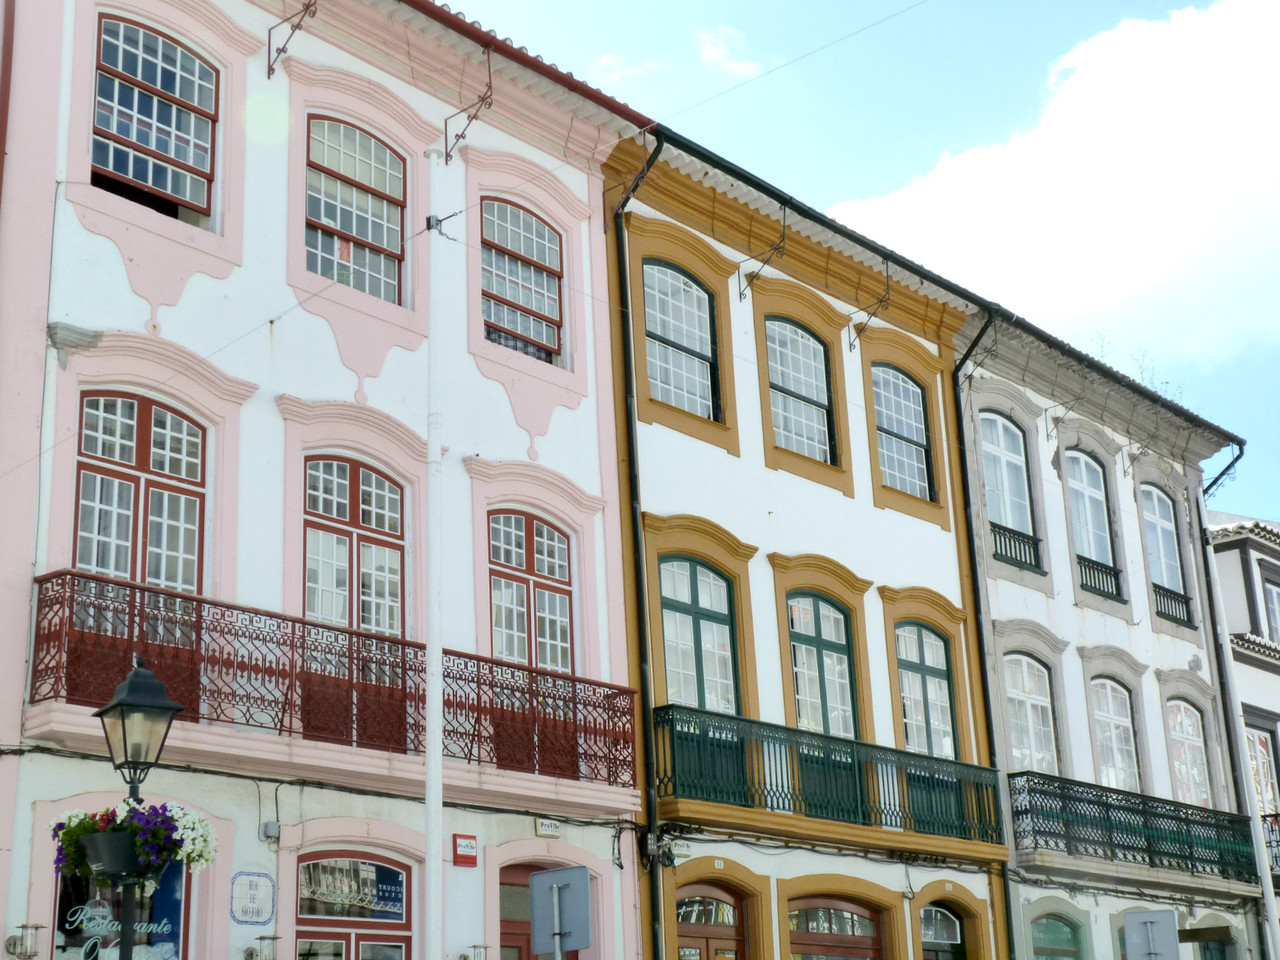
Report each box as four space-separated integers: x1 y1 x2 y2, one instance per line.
480 197 565 357
499 863 580 960
305 115 407 304
295 848 414 953
488 509 574 673
92 14 219 216
75 390 207 592
303 455 406 639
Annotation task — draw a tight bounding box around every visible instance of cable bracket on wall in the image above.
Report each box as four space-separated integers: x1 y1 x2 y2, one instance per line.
846 258 892 351
444 47 494 164
266 0 317 79
1123 430 1160 476
1045 396 1085 441
738 206 787 301
610 131 655 220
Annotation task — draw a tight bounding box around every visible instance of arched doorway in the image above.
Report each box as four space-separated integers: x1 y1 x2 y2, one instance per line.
499 863 580 960
676 883 746 960
1031 915 1082 959
789 896 884 959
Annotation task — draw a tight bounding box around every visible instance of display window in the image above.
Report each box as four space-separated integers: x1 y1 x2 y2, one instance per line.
295 851 412 959
53 861 190 958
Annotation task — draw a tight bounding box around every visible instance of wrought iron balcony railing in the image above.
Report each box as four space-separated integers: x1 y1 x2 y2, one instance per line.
1009 771 1257 883
29 571 636 786
1077 555 1124 601
990 522 1042 572
1153 584 1194 626
653 705 1002 844
1263 814 1280 876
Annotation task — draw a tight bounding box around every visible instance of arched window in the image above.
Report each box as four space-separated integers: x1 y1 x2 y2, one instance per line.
1166 699 1211 807
304 456 404 637
921 905 965 960
1031 915 1081 958
481 199 564 363
305 117 406 304
499 863 581 960
92 16 217 221
896 623 955 759
643 260 719 420
1246 726 1280 816
676 884 745 960
787 592 856 738
1065 451 1122 599
1140 486 1183 590
489 511 573 673
295 851 411 958
980 412 1038 568
872 363 933 500
659 557 738 715
766 317 836 464
789 897 882 959
1004 654 1058 775
1090 678 1140 792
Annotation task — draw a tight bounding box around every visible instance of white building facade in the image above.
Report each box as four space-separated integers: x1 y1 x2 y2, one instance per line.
957 317 1264 960
0 1 648 957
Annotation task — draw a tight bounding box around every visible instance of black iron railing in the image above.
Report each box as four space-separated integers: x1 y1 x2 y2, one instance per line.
653 706 1002 843
1153 584 1193 626
1263 814 1280 875
990 523 1042 571
1077 555 1124 601
1009 771 1257 882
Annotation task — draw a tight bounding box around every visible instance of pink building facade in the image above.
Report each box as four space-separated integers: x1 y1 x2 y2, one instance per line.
0 1 648 957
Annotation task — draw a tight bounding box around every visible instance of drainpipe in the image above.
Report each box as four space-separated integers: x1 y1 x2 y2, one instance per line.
1197 488 1278 958
950 312 1018 959
612 132 666 960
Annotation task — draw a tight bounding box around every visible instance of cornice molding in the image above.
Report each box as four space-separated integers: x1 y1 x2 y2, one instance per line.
859 323 945 377
275 394 428 461
750 275 851 338
1055 416 1123 461
1154 667 1217 705
1076 643 1149 680
1129 452 1191 497
463 456 606 515
282 57 444 145
60 328 258 404
877 585 966 626
641 512 758 563
624 212 737 279
766 552 873 598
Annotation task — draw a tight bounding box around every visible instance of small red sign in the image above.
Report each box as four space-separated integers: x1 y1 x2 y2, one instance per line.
453 834 478 868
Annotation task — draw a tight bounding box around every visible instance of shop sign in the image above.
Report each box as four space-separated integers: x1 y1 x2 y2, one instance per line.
452 835 478 867
54 863 186 959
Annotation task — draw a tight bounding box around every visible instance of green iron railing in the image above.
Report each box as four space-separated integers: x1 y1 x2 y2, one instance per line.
653 705 1002 843
1009 771 1258 883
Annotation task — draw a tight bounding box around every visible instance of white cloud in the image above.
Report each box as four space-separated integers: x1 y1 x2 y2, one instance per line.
828 0 1280 373
587 52 664 89
697 26 761 80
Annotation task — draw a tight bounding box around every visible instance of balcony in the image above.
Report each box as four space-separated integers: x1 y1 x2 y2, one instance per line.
29 571 635 788
1153 584 1194 626
1077 555 1124 601
653 706 1002 845
990 522 1042 572
1263 814 1280 875
1009 772 1257 884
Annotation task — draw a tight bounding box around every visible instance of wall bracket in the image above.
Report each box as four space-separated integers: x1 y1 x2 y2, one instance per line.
444 48 494 164
267 1 317 79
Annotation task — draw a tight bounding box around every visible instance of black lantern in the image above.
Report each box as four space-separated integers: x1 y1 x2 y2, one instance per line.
92 657 184 801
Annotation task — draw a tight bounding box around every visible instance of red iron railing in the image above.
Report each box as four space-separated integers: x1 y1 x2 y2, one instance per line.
442 651 635 787
30 571 636 786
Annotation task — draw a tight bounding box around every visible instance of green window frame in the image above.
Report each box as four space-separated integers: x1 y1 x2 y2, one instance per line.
872 362 934 501
787 591 857 738
896 622 957 759
659 555 740 715
1030 915 1081 958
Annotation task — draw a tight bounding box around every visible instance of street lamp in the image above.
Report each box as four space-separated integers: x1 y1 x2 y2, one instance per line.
93 656 184 802
92 657 184 960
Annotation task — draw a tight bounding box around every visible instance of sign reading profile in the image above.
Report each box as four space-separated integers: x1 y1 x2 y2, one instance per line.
298 857 406 922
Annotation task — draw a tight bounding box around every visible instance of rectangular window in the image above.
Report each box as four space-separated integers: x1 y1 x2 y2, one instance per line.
1265 582 1280 643
873 364 932 499
488 512 573 673
481 200 563 363
643 261 717 419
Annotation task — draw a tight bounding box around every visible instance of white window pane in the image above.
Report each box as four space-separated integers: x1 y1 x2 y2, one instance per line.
533 521 570 581
822 650 856 738
490 513 525 568
149 407 202 480
792 643 823 732
663 609 698 706
307 461 350 520
77 472 134 578
788 597 816 636
359 542 401 635
306 529 349 625
491 576 528 664
700 621 736 714
535 588 572 673
81 396 137 464
660 560 691 604
146 488 200 593
1167 700 1211 807
360 469 402 534
696 566 729 614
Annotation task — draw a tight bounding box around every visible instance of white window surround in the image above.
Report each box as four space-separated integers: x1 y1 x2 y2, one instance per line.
1267 581 1280 645
1129 453 1204 643
1023 897 1094 960
1004 653 1059 776
1090 676 1141 793
1077 644 1150 792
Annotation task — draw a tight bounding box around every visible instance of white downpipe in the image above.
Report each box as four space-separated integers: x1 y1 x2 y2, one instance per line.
422 149 446 959
1199 489 1280 957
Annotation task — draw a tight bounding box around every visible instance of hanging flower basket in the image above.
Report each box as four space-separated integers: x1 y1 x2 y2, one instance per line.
51 800 217 889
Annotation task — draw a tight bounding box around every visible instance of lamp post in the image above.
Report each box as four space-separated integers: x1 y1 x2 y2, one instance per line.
92 657 183 960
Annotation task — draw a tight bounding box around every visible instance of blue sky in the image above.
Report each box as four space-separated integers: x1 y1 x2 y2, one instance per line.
459 0 1278 519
